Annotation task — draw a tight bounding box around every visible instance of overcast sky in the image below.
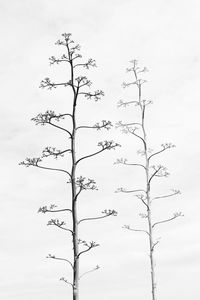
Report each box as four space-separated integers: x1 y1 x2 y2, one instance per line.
1 1 200 299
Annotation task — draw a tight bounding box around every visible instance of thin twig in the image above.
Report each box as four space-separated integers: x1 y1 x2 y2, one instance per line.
123 225 149 236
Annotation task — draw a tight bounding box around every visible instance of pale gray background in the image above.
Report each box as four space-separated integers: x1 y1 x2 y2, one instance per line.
1 0 200 299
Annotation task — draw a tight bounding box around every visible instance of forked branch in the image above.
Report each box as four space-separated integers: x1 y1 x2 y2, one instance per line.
77 240 99 258
47 219 73 234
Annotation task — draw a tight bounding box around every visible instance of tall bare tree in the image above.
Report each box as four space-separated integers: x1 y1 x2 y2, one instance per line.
116 60 183 300
20 33 119 300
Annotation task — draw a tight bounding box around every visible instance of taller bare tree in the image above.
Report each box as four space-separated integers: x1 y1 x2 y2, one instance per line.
116 60 182 300
20 33 119 300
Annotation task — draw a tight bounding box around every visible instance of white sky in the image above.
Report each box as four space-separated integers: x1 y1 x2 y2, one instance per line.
1 0 200 299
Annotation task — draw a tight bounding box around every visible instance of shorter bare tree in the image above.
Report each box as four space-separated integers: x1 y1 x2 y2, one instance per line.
116 60 183 300
20 33 119 300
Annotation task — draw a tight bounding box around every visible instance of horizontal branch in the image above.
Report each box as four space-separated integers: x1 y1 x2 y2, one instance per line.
42 147 71 159
76 120 112 131
74 58 96 69
49 55 70 65
115 188 146 193
123 225 149 236
78 90 104 101
117 100 139 107
114 158 146 170
153 189 181 201
38 205 72 214
116 121 142 128
40 77 72 90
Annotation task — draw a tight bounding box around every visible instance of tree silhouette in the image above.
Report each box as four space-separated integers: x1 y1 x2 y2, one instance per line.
116 60 183 300
20 33 119 300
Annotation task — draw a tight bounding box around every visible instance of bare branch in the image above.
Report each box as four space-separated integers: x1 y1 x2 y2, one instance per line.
115 187 146 193
47 219 73 234
151 240 160 252
48 121 72 137
47 254 73 269
60 277 73 288
75 76 92 88
135 194 149 210
79 90 104 101
153 189 181 201
148 143 175 161
79 265 100 280
77 240 99 258
40 77 73 90
116 121 142 128
76 141 120 165
117 100 139 108
74 58 97 69
78 209 117 224
123 225 149 236
49 54 70 65
131 128 146 147
152 212 184 228
31 111 72 125
76 120 112 131
42 147 71 159
148 165 169 184
38 204 72 214
74 176 98 191
114 158 146 170
122 79 147 89
19 158 71 178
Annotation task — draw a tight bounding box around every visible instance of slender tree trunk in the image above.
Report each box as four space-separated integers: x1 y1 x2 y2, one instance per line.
70 53 79 299
139 84 156 300
71 103 79 300
147 199 156 300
